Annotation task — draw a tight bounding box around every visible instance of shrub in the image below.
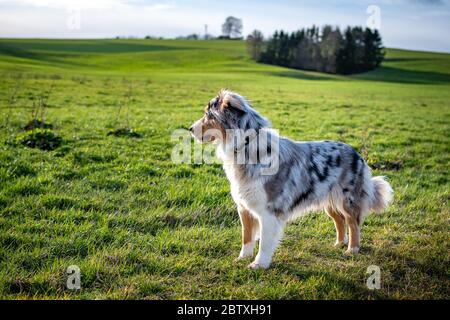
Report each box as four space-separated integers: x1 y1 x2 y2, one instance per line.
23 119 53 131
107 128 142 138
17 129 62 151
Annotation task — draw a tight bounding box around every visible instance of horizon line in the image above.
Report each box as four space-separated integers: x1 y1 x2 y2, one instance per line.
0 37 449 55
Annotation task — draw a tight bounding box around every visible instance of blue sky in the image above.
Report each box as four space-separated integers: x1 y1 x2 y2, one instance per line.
0 0 449 52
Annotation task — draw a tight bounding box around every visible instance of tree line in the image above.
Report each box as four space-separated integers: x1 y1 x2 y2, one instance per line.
176 16 244 40
247 25 385 74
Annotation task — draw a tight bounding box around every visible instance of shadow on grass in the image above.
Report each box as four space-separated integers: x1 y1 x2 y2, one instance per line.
382 249 449 285
273 262 388 299
383 57 433 63
266 69 337 81
260 58 450 84
355 66 450 84
0 43 89 67
0 40 194 67
0 40 191 54
271 65 450 84
270 245 448 299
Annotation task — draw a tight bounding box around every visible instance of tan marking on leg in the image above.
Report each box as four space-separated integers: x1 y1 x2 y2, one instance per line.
342 199 363 253
345 215 360 254
325 206 347 247
240 209 257 245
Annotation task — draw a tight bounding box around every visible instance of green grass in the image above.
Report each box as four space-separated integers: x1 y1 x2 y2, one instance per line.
0 39 449 299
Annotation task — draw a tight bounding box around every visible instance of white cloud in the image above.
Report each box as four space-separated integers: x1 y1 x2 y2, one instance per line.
0 0 173 10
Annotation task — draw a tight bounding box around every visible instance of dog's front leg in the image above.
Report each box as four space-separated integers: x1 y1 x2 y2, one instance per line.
248 212 284 269
237 206 259 260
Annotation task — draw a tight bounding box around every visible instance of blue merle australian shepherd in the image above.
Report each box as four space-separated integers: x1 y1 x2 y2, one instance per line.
190 90 393 269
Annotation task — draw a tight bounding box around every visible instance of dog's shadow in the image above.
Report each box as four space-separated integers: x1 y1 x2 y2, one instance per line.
266 241 446 299
269 260 388 299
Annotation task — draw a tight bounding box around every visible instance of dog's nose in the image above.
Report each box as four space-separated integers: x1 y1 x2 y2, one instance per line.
189 126 193 132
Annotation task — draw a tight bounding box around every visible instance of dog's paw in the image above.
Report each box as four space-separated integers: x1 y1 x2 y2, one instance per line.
235 254 251 262
247 261 270 270
334 236 349 248
344 247 360 255
334 240 347 248
235 244 254 261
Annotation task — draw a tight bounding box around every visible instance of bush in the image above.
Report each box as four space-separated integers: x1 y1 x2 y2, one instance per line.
107 128 142 138
17 129 62 151
23 119 53 131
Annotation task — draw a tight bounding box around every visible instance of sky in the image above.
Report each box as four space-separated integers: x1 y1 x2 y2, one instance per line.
0 0 449 52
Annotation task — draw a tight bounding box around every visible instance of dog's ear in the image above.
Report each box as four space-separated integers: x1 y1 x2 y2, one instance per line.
220 93 247 113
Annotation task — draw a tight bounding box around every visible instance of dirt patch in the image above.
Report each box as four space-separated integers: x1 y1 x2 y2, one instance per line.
107 128 142 138
17 129 63 151
369 159 403 171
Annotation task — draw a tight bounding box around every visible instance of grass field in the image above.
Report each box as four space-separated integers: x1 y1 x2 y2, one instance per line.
0 39 448 299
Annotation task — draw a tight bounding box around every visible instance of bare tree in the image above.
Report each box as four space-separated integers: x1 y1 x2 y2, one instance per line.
222 16 243 39
246 30 264 60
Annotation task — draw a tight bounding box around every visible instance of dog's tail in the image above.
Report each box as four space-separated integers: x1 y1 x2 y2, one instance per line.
370 176 393 213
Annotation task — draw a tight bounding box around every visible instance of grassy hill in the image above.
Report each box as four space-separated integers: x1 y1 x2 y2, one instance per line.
0 39 448 299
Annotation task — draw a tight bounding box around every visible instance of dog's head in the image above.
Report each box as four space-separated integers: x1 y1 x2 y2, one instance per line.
189 89 269 144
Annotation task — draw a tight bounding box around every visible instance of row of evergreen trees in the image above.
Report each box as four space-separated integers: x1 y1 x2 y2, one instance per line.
246 25 385 74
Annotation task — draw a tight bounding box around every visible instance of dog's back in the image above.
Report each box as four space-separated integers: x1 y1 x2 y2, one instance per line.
263 139 393 224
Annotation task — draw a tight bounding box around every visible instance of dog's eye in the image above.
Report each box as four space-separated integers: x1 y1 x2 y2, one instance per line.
209 98 218 109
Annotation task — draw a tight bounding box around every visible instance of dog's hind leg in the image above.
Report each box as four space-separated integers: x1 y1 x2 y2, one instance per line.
325 206 348 248
342 194 370 254
237 206 259 260
248 211 284 269
343 214 360 254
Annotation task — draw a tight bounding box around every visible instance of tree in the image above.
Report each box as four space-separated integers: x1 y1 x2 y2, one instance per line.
222 16 243 39
320 25 342 73
336 27 356 74
246 30 264 60
260 30 278 63
363 28 384 70
185 34 199 40
351 26 366 73
372 29 385 67
277 30 290 66
253 25 384 75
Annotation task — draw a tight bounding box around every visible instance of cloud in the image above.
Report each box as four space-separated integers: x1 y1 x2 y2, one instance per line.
0 0 173 10
409 0 444 5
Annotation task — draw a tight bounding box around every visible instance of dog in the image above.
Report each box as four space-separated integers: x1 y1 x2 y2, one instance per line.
189 89 393 269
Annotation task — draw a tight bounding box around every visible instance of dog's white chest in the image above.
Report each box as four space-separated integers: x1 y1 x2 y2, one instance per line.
223 164 266 214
